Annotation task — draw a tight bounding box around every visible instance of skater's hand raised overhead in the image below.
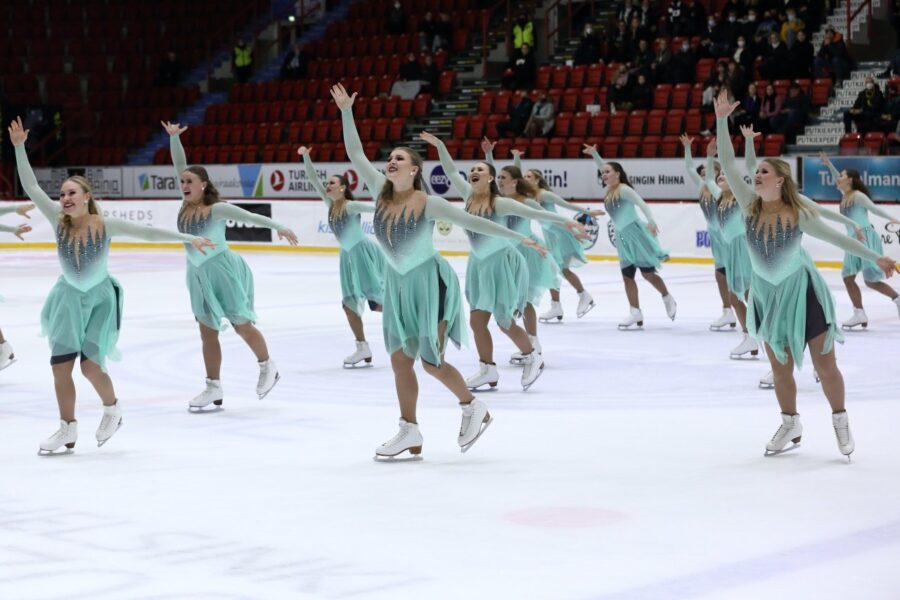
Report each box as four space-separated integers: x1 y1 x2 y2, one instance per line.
818 150 831 166
679 134 693 147
714 90 740 119
330 83 356 110
161 121 187 136
706 138 717 157
13 223 31 240
480 137 496 155
510 148 524 159
8 116 28 146
297 146 311 157
739 124 760 139
418 131 441 147
15 203 34 218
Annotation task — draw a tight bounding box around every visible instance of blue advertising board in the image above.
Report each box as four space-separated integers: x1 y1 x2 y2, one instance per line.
802 157 900 201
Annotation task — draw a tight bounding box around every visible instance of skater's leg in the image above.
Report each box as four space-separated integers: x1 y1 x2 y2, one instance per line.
561 269 584 293
523 303 538 336
51 358 77 422
807 332 845 413
421 321 476 404
199 323 222 380
715 268 730 308
549 288 561 302
80 358 116 406
390 349 418 423
640 270 669 296
343 305 367 342
765 342 797 415
730 291 748 332
233 322 269 362
469 309 494 364
499 320 533 354
864 280 899 300
622 269 640 309
843 275 863 309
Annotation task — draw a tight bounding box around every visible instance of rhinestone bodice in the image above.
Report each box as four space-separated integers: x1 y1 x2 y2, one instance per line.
56 224 109 291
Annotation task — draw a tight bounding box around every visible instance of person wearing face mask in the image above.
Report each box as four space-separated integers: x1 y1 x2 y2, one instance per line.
573 23 600 66
714 93 898 460
733 35 754 71
739 10 758 41
671 39 697 84
844 77 885 134
758 31 786 80
9 117 216 455
779 9 804 48
814 27 852 84
523 92 556 138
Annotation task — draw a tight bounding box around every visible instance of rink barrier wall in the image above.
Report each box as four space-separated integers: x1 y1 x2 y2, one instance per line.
3 199 899 271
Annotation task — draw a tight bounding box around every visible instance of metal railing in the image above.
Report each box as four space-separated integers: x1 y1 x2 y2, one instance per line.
545 0 594 55
482 0 512 73
846 0 872 44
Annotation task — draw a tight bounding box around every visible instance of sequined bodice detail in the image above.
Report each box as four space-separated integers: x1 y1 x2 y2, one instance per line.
699 197 719 228
840 200 871 231
56 224 109 290
717 199 744 242
329 207 357 242
465 205 513 257
374 204 433 272
177 205 228 266
604 193 638 229
745 214 802 282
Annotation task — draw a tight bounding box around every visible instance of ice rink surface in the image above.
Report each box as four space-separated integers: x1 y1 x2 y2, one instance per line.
1 250 899 600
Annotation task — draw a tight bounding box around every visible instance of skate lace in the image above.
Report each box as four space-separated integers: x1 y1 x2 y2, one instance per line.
49 427 68 442
834 422 850 445
99 413 115 430
771 423 791 443
459 409 473 437
383 426 409 447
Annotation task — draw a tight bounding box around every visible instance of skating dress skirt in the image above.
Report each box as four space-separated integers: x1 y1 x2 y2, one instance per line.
716 197 753 297
464 207 529 329
539 199 588 270
745 214 840 367
41 225 124 371
374 202 465 367
329 204 386 316
604 186 669 270
840 198 887 283
698 196 726 269
508 213 561 305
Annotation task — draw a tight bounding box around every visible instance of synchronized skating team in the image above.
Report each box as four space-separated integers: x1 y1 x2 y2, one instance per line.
1 88 897 461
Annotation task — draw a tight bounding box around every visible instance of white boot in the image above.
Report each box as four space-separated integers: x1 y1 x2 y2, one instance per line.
189 378 223 412
510 334 541 365
539 301 564 323
458 399 492 453
730 334 760 359
765 413 802 456
343 340 373 368
521 352 544 391
576 291 595 318
38 420 78 455
759 370 774 389
0 340 16 371
618 307 644 330
466 362 499 391
832 411 854 460
374 418 423 461
96 402 123 447
257 358 280 399
663 294 677 320
841 308 868 330
709 308 737 331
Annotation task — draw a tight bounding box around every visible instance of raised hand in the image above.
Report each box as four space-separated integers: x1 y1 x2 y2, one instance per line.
330 83 357 110
713 90 740 119
480 136 496 155
739 124 760 139
191 237 216 255
278 228 299 246
818 150 831 166
581 143 598 156
14 224 31 240
15 203 34 218
877 256 898 278
706 137 717 157
8 116 28 146
297 146 312 157
161 121 188 136
419 131 441 147
522 237 548 257
510 148 524 159
679 133 693 147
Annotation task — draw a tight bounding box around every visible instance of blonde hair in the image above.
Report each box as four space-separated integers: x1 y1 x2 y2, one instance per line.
748 158 816 220
59 176 100 228
378 146 426 204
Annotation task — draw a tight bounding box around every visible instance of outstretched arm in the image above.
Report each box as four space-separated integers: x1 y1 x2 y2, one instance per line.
12 145 59 222
211 203 299 246
481 137 496 166
0 203 33 217
345 201 375 215
421 131 472 199
583 144 606 170
820 153 841 189
714 94 755 210
299 147 331 205
332 84 385 200
854 192 900 223
495 196 578 228
799 195 861 235
425 196 526 243
619 186 658 227
704 138 723 199
512 149 523 172
741 124 759 174
800 213 894 275
539 190 603 216
106 218 201 245
162 121 189 178
681 134 703 188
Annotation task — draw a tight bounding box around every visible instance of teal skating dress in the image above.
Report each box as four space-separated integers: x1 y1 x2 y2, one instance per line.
684 147 725 269
824 163 895 283
435 141 576 327
15 145 201 371
716 117 884 366
704 172 753 297
588 149 669 271
170 135 290 331
340 107 529 365
302 152 385 316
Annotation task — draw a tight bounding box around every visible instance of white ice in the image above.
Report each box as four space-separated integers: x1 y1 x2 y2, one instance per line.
2 250 900 600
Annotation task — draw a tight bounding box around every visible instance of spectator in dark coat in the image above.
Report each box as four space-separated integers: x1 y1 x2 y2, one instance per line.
506 43 536 90
386 0 405 35
815 27 853 83
650 37 672 83
497 90 534 138
420 54 439 92
573 24 601 66
631 73 652 110
759 83 784 133
770 83 809 143
280 43 312 80
733 81 762 129
786 29 814 79
733 35 754 71
399 53 421 81
156 51 181 87
844 77 886 134
670 40 697 84
759 31 788 80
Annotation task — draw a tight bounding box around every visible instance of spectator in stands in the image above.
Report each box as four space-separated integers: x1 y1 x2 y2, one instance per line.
617 0 640 25
779 7 804 48
386 0 405 35
707 14 729 58
733 35 754 71
399 52 421 82
626 14 650 54
754 9 780 43
670 38 697 84
497 90 534 138
877 49 900 78
758 31 787 80
610 20 631 62
666 0 687 36
815 27 852 83
786 29 813 79
637 0 658 31
650 36 672 83
418 12 437 52
770 82 809 143
702 82 722 114
696 36 714 60
726 60 747 99
844 76 886 134
609 66 633 112
739 9 759 42
156 51 181 87
684 0 708 36
523 92 556 137
879 83 900 133
420 53 439 93
711 11 741 57
759 83 784 133
704 62 728 90
573 23 600 66
435 13 452 51
513 12 535 53
233 38 253 83
733 81 762 130
631 38 655 76
504 43 536 90
630 73 652 109
280 43 312 80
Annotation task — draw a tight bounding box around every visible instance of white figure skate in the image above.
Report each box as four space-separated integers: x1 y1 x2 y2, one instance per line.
730 334 759 359
189 378 224 412
466 362 499 391
832 411 854 461
458 399 492 453
95 402 123 447
576 291 595 318
663 294 677 320
0 340 16 371
343 341 373 368
765 413 802 456
759 370 774 389
510 335 541 365
841 308 868 330
257 358 280 399
618 307 644 330
521 352 544 391
539 301 564 323
38 420 78 456
709 308 737 331
374 419 424 462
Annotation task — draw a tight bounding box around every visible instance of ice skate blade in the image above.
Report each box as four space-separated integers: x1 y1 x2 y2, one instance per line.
538 317 563 324
758 382 774 390
460 415 493 453
258 372 281 400
709 323 737 331
468 383 498 393
37 444 75 457
0 357 17 372
764 442 800 456
188 402 224 413
521 364 544 391
343 361 373 369
617 323 643 330
729 352 760 360
576 302 596 319
841 323 867 331
96 419 123 447
374 447 424 462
